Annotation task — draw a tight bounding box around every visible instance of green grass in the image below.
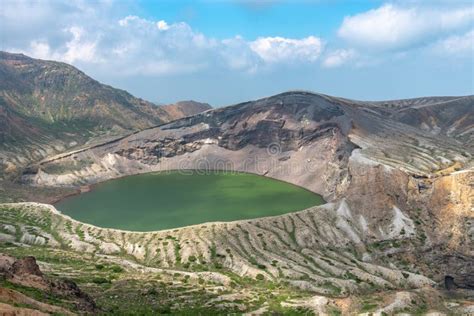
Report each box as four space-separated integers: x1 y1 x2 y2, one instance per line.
91 277 111 284
327 306 342 316
0 279 72 309
360 302 378 312
41 159 94 175
344 271 362 283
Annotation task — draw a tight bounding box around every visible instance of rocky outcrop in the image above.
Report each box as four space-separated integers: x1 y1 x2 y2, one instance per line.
0 253 97 313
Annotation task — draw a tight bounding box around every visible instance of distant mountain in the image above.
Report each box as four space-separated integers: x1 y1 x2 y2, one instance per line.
0 51 210 176
161 100 212 119
0 52 171 133
357 96 474 145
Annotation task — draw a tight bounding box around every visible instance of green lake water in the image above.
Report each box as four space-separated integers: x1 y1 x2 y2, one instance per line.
55 171 324 231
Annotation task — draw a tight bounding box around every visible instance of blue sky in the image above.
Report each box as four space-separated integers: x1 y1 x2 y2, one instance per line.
134 1 378 39
1 0 473 106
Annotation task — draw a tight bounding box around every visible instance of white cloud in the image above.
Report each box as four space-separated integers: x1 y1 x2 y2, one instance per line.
322 49 356 68
4 0 473 80
109 16 217 75
434 29 474 56
62 27 99 63
14 10 324 76
0 0 113 49
2 0 473 105
220 36 261 72
23 26 99 64
250 36 323 63
338 4 474 50
118 15 135 27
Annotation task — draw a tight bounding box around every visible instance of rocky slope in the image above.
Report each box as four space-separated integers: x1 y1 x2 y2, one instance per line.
1 90 473 314
0 51 211 179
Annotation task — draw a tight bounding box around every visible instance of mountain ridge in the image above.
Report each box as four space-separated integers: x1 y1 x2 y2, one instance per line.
0 51 212 178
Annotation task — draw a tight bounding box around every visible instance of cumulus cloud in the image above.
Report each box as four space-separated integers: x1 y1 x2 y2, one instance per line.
15 14 217 75
0 0 112 49
322 49 356 68
249 36 323 63
11 8 324 76
26 26 99 64
338 4 474 50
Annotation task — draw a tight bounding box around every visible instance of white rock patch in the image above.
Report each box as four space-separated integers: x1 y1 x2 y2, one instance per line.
387 206 416 239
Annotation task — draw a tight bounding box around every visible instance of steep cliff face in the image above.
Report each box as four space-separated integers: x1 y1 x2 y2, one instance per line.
423 171 474 289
